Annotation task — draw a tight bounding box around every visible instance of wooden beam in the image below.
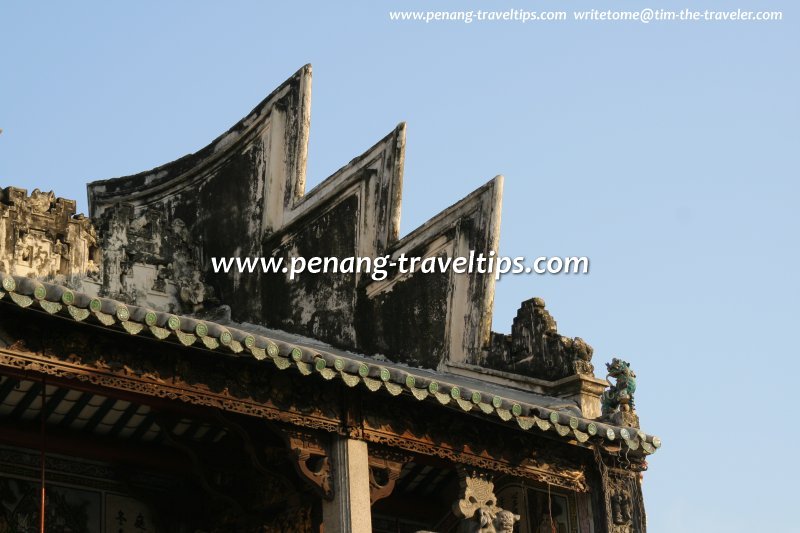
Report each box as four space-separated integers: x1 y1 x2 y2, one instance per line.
0 365 227 425
0 420 194 473
83 397 117 433
108 402 141 438
41 386 69 420
58 392 92 428
0 375 18 403
129 414 158 441
9 381 41 418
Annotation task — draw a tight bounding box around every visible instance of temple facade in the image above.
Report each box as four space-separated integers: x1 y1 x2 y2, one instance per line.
0 65 659 532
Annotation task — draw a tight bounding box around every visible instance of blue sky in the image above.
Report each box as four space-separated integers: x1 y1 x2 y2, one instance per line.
2 2 798 530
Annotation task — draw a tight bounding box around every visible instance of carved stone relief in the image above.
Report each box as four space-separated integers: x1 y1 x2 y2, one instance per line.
0 187 99 285
486 298 595 381
453 469 520 533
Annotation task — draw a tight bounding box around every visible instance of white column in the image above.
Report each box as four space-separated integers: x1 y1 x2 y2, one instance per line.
322 436 372 533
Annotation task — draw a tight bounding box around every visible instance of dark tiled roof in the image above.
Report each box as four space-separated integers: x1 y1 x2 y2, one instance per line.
0 273 661 454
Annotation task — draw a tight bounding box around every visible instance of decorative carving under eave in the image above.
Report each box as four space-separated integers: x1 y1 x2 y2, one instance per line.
601 358 640 428
485 298 594 381
610 485 634 529
0 306 598 495
368 449 410 504
603 469 646 533
361 394 589 492
453 469 521 533
285 429 332 500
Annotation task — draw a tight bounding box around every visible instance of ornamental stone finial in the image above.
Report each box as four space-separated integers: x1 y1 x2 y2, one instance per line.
601 358 639 428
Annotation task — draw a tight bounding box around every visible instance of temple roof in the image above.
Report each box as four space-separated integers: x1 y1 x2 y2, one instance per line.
0 66 660 467
0 272 661 455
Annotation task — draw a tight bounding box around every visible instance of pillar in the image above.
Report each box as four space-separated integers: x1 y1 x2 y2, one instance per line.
322 436 372 533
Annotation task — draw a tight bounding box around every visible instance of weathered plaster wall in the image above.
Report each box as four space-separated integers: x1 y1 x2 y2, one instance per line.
87 66 310 314
83 65 507 370
262 195 359 347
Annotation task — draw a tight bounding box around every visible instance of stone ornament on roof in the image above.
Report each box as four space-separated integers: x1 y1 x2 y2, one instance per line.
486 297 595 380
0 186 99 285
601 358 640 428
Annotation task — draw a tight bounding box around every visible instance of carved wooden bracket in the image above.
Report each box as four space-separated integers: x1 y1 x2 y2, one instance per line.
367 449 410 504
285 429 333 500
